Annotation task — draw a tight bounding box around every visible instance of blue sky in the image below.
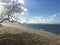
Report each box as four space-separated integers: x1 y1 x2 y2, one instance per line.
19 0 60 24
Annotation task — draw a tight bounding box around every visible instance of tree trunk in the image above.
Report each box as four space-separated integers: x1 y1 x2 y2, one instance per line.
0 18 14 23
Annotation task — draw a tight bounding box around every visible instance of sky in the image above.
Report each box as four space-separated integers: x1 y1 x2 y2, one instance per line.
0 0 60 24
19 0 60 24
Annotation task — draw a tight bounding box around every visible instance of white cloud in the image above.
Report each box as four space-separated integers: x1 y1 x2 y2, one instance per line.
16 14 60 24
17 0 24 4
49 14 56 18
20 7 28 15
11 0 24 4
26 14 57 24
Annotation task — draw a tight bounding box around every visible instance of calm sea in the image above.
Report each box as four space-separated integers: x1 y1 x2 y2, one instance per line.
15 23 60 34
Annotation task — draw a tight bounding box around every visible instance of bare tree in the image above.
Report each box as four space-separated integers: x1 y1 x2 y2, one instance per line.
0 0 27 23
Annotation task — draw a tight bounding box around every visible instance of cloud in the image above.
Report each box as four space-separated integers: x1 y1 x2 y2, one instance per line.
0 0 24 4
49 14 56 18
27 17 46 24
17 0 24 4
26 14 57 24
48 14 56 21
15 14 60 24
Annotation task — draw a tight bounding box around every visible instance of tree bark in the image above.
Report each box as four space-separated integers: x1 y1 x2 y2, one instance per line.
0 18 14 23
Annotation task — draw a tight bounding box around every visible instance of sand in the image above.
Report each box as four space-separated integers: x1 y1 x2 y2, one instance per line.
0 23 60 45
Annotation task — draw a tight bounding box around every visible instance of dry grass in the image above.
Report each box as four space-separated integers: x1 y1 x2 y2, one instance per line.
0 24 2 27
0 32 60 45
0 24 60 45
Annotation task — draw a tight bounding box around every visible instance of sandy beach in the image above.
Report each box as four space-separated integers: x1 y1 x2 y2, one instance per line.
0 23 60 45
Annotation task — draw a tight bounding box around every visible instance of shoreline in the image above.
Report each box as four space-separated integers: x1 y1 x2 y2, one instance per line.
0 23 60 37
0 23 60 45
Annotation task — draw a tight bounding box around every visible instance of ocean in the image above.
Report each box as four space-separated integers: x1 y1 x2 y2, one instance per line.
15 23 60 34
